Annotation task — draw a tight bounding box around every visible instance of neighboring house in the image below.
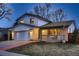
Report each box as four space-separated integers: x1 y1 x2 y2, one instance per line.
0 13 76 43
0 28 12 41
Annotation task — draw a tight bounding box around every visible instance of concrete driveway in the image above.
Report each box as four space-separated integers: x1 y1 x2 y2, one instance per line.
0 40 37 50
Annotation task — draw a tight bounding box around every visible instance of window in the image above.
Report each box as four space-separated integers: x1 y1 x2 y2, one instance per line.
20 20 24 23
30 17 35 24
49 29 61 36
19 18 24 23
42 30 48 35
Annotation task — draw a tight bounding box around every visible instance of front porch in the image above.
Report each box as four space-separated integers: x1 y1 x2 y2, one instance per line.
39 28 67 43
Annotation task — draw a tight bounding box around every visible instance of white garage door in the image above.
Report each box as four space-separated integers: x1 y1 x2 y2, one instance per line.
15 31 29 40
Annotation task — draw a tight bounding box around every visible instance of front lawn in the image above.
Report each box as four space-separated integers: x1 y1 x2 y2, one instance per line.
7 42 79 56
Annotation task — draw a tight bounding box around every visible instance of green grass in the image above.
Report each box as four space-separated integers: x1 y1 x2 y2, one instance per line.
7 42 79 56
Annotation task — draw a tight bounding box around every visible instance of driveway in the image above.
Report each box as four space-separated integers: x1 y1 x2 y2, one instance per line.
0 40 37 50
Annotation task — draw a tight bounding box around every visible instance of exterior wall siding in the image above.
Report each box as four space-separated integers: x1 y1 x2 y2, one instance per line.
37 19 48 26
32 28 39 41
21 17 48 26
29 18 48 26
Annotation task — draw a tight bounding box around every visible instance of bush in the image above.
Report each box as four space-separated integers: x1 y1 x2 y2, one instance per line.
71 30 78 44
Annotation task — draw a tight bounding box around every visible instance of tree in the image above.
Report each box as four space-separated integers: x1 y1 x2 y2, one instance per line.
31 3 52 19
52 9 64 22
0 3 13 21
30 4 65 22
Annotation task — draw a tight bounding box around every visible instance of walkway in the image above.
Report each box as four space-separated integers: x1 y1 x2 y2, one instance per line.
0 40 37 51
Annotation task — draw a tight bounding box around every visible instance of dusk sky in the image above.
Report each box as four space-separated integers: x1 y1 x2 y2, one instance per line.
0 3 79 29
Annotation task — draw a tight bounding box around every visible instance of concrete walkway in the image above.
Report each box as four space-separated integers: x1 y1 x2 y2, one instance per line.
0 50 25 56
0 40 37 51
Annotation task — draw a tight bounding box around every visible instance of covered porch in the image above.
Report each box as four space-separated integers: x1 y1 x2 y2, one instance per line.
39 27 68 43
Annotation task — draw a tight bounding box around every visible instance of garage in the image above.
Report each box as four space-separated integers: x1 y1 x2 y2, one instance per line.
10 23 35 41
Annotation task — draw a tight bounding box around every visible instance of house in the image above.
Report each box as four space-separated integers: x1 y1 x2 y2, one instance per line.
0 28 13 41
0 13 76 43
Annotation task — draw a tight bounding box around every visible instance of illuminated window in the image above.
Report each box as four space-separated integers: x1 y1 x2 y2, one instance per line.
42 30 48 35
49 29 60 36
49 29 55 35
54 29 57 35
20 20 24 23
19 18 25 23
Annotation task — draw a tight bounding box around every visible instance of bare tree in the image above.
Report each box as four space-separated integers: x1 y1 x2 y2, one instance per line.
0 3 13 21
30 4 65 22
52 9 64 22
31 3 52 19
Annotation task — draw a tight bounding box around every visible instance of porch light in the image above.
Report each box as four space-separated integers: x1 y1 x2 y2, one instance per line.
30 31 33 35
12 31 14 39
29 31 33 39
42 30 45 33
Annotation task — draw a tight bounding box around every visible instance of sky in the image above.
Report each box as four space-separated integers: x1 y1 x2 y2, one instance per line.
0 3 79 29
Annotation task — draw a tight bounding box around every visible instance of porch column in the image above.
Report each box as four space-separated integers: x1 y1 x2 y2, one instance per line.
39 29 42 42
47 29 50 41
62 25 65 43
8 31 10 41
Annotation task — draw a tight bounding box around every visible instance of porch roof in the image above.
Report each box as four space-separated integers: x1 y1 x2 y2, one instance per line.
40 20 75 28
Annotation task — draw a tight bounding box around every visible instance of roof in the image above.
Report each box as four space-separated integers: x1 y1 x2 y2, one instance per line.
0 13 50 30
40 20 75 28
15 13 52 24
0 28 8 31
13 23 38 28
13 13 52 28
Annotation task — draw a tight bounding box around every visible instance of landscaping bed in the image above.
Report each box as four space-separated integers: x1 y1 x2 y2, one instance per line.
7 42 79 56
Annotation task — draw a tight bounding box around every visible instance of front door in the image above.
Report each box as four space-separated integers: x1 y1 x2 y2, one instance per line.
41 29 48 41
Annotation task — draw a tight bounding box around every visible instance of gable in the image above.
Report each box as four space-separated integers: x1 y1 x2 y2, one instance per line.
15 13 51 27
68 23 76 33
17 16 48 26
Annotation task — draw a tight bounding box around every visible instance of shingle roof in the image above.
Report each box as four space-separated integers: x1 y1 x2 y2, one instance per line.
40 20 75 28
13 23 38 28
0 13 51 29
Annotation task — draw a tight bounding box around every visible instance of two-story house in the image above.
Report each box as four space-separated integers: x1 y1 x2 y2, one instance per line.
2 13 76 43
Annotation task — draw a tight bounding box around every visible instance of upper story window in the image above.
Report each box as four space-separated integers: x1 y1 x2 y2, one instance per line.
20 20 24 23
30 17 35 24
19 18 24 23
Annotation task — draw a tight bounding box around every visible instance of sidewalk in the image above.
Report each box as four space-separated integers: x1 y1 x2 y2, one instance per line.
0 50 25 56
